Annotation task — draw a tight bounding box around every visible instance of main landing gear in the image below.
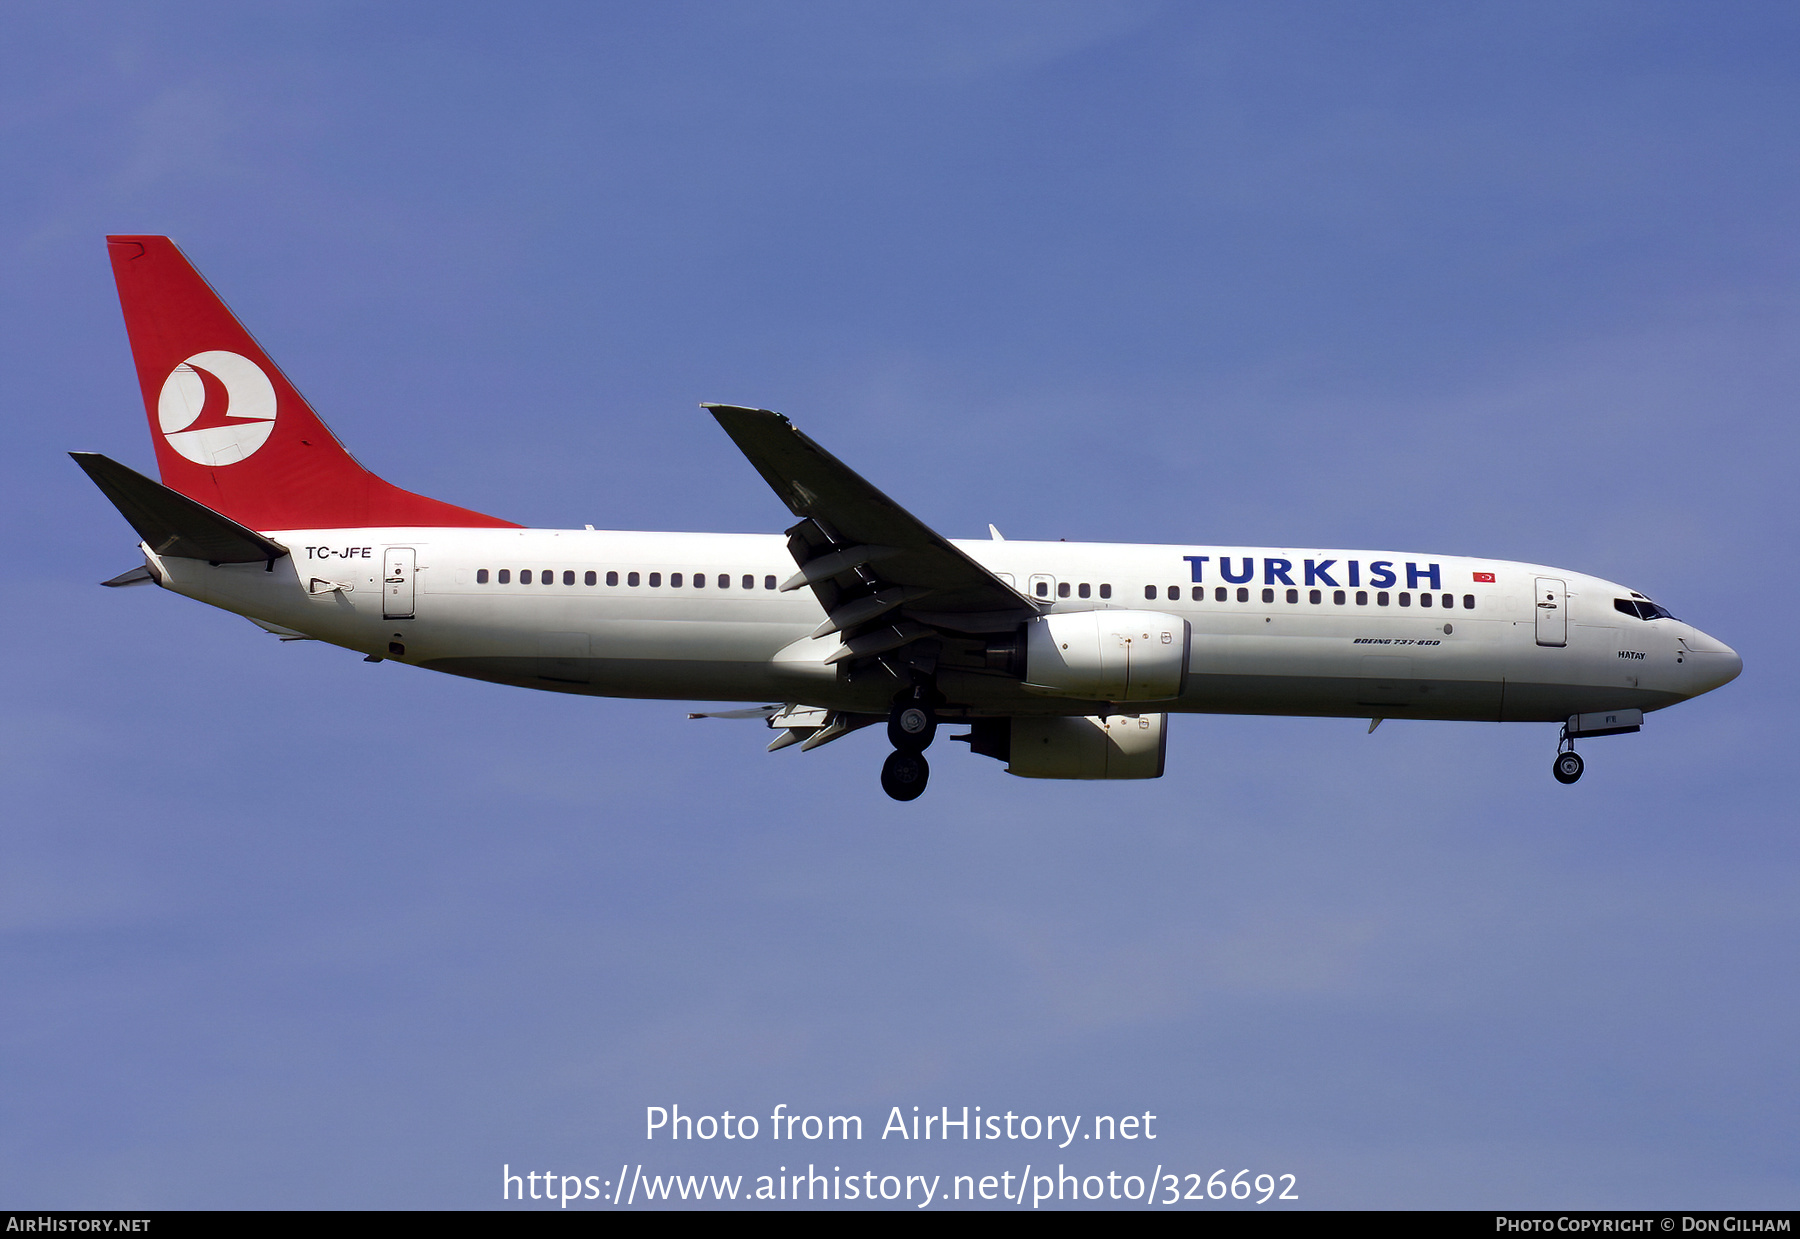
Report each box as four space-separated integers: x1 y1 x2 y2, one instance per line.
881 684 938 801
1553 726 1584 785
880 750 929 801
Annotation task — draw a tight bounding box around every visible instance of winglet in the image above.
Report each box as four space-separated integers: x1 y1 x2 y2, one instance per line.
703 405 814 518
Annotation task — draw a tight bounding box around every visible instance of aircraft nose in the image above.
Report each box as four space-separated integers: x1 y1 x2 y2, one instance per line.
1682 631 1743 695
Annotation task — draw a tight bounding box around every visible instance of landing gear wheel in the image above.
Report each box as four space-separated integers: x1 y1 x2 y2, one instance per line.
888 703 937 752
1553 751 1584 784
881 750 930 801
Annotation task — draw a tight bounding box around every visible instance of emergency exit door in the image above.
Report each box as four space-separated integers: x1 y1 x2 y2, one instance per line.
383 547 416 619
1535 577 1566 647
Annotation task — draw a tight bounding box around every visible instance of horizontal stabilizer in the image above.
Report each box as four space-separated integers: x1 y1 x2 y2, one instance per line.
245 616 315 641
71 452 289 566
101 564 157 587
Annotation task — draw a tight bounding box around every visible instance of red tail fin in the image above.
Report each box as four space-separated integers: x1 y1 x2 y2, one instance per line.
107 236 517 530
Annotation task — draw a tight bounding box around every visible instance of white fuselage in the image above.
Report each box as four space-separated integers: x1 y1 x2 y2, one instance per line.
148 527 1742 723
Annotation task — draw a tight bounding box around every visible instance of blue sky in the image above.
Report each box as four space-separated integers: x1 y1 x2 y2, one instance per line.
3 1 1796 1209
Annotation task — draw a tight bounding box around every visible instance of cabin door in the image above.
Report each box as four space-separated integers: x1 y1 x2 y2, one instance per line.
1534 577 1566 647
383 547 416 619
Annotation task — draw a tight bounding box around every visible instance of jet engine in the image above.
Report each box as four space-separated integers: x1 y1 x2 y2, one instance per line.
1021 610 1189 701
958 714 1168 779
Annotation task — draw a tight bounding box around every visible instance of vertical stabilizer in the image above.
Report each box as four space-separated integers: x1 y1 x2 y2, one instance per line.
106 236 516 531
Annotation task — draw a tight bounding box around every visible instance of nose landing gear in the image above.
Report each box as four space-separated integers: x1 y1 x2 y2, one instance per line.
1553 750 1584 784
882 685 939 800
1549 710 1642 784
1553 725 1584 784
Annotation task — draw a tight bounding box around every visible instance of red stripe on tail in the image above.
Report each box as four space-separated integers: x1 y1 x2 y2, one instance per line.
108 236 517 531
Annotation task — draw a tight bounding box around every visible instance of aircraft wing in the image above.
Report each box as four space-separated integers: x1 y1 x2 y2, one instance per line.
706 405 1036 664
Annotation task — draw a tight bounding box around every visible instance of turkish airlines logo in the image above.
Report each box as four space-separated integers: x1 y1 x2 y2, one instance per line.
157 350 277 466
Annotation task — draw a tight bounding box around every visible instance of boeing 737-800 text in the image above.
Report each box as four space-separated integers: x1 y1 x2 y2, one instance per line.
76 237 1742 800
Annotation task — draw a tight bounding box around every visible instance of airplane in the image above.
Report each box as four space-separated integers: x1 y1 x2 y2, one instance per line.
74 236 1742 801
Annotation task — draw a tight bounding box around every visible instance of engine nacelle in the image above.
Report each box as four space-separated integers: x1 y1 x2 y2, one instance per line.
1006 714 1167 779
1022 610 1189 701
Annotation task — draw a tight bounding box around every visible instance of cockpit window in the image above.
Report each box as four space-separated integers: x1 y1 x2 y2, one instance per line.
1615 598 1676 621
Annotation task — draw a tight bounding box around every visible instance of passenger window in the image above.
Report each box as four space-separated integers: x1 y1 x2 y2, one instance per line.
743 575 754 590
1079 583 1091 599
498 569 511 584
649 573 661 587
1441 594 1453 609
543 569 554 586
628 572 640 587
1058 582 1070 598
1237 587 1250 602
1399 592 1411 607
1463 594 1475 609
718 574 729 588
1166 586 1179 600
1190 586 1202 601
1355 591 1366 605
521 569 533 584
694 573 705 588
1376 591 1389 606
1262 588 1275 604
1040 582 1053 598
476 569 489 584
1285 589 1298 604
1309 589 1321 604
764 575 776 590
1099 584 1111 599
1144 585 1156 600
671 573 683 588
1333 590 1345 605
1215 587 1226 602
607 571 619 586
1420 592 1432 607
564 571 576 585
